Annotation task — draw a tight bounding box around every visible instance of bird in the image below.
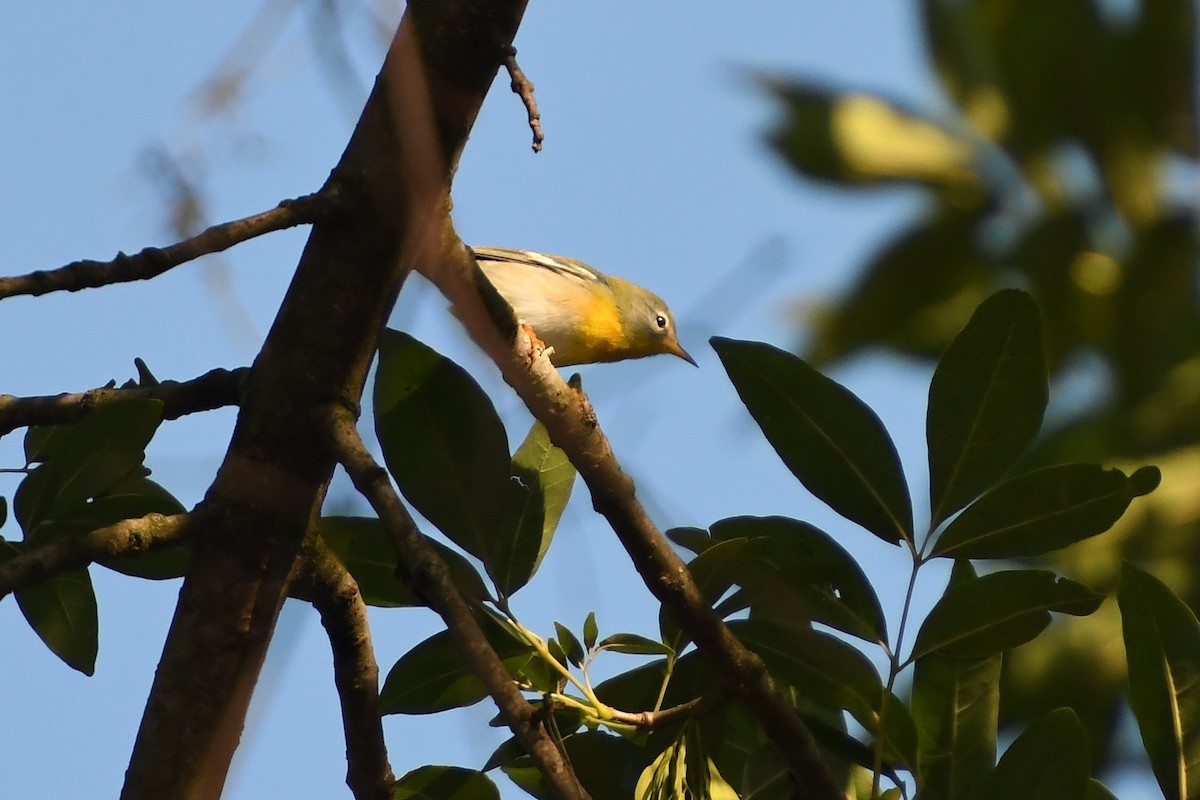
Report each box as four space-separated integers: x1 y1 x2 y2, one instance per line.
471 246 695 367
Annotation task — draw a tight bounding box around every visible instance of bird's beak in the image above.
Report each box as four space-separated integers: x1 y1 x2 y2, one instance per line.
667 339 698 367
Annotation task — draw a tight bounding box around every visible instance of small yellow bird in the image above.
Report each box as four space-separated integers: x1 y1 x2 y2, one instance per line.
472 247 696 367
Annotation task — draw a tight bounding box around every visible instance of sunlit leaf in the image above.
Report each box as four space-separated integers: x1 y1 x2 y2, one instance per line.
1118 563 1200 800
374 330 509 560
767 81 979 191
912 569 1102 660
489 419 575 598
978 708 1089 800
583 612 598 651
713 338 912 544
931 463 1159 559
555 622 584 667
927 289 1047 526
597 633 674 657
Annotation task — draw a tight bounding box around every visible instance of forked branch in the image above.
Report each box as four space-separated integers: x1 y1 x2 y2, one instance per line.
328 407 590 800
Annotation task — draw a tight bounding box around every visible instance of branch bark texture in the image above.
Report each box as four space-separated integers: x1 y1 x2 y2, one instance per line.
424 238 844 800
0 513 191 599
120 4 530 798
0 367 247 437
300 540 395 800
329 409 589 800
0 192 333 300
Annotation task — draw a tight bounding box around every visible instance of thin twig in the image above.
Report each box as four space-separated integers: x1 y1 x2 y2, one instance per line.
0 190 339 300
0 367 248 437
296 538 394 800
420 229 843 800
0 513 191 599
327 407 590 800
605 694 720 730
504 47 544 152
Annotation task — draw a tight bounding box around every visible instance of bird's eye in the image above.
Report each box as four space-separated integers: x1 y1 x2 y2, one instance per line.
655 314 668 330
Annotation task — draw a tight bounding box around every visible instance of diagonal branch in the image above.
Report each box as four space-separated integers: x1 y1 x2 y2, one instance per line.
0 190 338 300
328 407 590 800
0 513 191 599
0 367 248 437
295 537 394 800
420 231 843 800
120 5 533 798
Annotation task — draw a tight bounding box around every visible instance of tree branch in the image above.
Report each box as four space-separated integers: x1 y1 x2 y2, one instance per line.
0 367 247 437
295 538 394 800
0 190 337 300
420 232 843 800
328 407 590 800
120 4 532 798
0 513 191 599
503 48 544 152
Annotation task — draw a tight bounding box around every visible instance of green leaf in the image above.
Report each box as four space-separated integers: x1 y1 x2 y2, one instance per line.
711 516 887 642
46 399 163 519
670 516 885 646
489 419 575 598
583 611 598 651
14 400 164 531
24 421 68 465
978 708 1089 800
927 289 1047 526
391 765 499 800
665 526 715 555
379 614 531 715
374 330 509 560
555 621 584 667
712 337 913 544
317 516 487 608
494 731 642 800
911 652 1000 800
794 712 907 788
931 464 1160 559
595 652 715 715
912 569 1102 660
0 495 7 529
730 618 904 754
1085 779 1120 800
15 567 98 675
1118 563 1200 800
597 633 675 657
13 463 58 534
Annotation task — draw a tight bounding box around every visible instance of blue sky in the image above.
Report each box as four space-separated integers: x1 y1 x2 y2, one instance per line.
0 3 1153 798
